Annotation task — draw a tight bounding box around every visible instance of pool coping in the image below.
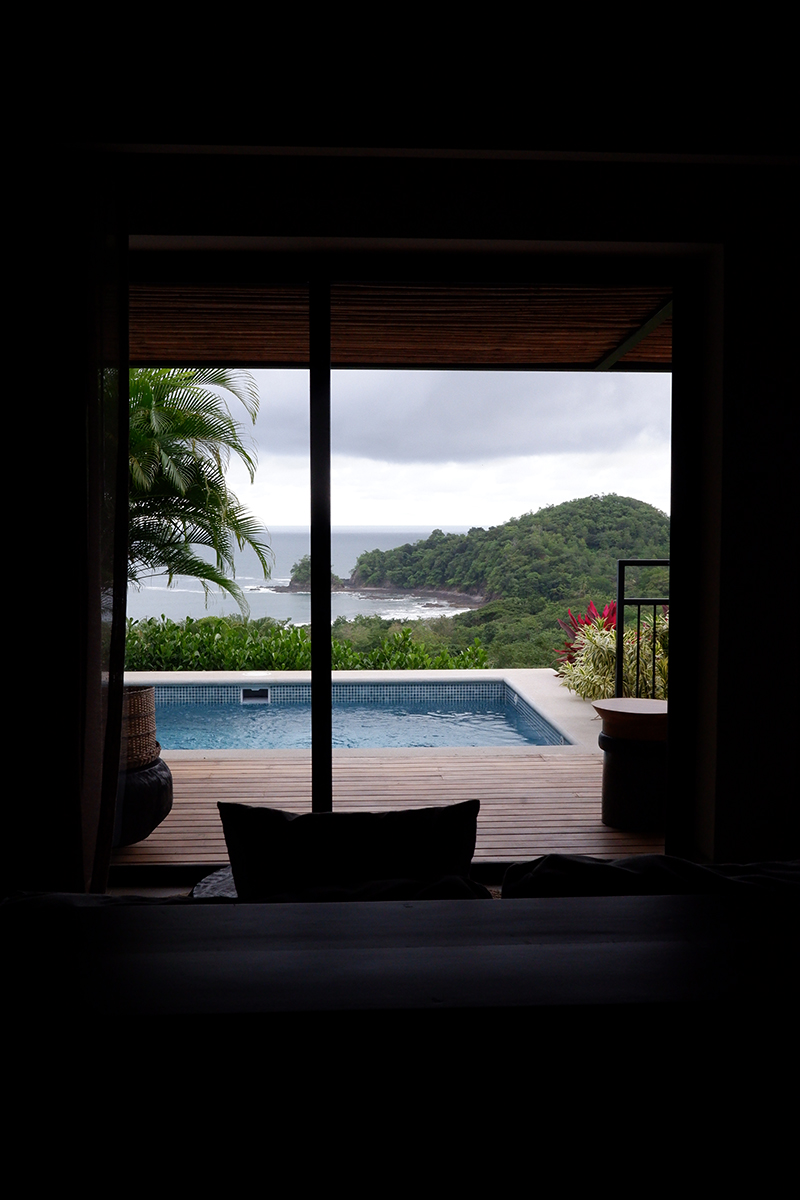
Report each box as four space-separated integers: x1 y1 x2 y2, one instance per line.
124 668 603 756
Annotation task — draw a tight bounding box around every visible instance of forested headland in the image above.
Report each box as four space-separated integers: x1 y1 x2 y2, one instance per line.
126 495 670 672
331 495 670 669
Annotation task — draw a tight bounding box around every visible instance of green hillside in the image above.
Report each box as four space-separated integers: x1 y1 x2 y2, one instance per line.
350 494 670 603
339 495 670 669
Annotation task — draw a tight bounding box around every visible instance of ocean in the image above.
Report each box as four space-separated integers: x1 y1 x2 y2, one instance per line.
125 526 473 625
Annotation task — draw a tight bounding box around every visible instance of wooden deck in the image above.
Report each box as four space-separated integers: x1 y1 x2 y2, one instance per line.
111 749 664 879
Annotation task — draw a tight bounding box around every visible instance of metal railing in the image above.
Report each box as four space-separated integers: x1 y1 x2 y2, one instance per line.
615 559 669 698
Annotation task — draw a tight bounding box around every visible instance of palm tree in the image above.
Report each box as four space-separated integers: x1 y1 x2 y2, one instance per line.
128 367 272 613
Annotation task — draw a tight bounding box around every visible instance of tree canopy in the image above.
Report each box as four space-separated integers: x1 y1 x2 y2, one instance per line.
289 555 345 589
128 367 272 613
349 495 669 603
339 495 670 670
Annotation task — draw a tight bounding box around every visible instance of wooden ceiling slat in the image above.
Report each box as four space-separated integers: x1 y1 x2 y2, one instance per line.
129 283 672 368
129 285 309 364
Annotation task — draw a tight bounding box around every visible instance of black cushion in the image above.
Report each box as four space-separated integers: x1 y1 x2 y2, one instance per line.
217 800 481 901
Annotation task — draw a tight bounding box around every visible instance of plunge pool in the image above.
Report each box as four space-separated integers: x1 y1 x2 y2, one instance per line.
153 681 570 750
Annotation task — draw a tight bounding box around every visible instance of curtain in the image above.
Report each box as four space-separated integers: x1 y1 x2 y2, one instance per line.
11 145 129 893
84 150 129 892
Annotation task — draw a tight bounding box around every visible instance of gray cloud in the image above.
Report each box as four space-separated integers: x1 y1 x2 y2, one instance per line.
250 369 671 465
249 370 309 458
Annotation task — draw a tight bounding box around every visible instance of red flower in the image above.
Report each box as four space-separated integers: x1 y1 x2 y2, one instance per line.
557 601 616 663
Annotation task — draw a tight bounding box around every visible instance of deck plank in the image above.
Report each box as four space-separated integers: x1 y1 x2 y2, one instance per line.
111 750 664 871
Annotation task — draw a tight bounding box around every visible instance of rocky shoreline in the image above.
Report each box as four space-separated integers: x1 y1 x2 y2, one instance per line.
270 583 485 610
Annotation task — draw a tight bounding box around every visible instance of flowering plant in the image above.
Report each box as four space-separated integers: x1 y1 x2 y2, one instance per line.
556 604 668 700
556 601 616 665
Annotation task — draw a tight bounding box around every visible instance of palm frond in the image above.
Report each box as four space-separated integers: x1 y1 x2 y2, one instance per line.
128 367 272 611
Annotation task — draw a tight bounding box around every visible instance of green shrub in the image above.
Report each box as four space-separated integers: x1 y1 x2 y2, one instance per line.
125 616 487 672
124 616 312 671
557 612 668 700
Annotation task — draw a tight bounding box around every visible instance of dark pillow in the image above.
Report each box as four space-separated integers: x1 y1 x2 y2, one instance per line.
217 800 480 901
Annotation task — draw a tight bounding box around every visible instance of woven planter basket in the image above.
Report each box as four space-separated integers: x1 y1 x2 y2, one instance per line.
121 685 160 771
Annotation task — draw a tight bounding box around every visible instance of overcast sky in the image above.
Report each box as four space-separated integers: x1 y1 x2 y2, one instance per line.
223 369 671 527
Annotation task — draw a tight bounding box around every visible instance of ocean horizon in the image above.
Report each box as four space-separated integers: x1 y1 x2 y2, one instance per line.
126 525 472 625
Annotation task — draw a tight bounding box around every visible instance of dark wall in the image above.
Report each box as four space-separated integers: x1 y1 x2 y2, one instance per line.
15 144 796 892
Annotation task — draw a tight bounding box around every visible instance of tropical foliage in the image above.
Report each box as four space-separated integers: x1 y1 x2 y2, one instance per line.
557 609 669 700
340 496 669 670
331 607 553 669
290 555 345 589
125 493 670 673
128 367 271 614
125 616 311 671
125 616 487 672
557 600 617 664
349 495 669 603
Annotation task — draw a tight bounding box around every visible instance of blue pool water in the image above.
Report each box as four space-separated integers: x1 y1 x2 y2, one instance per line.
154 682 568 750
